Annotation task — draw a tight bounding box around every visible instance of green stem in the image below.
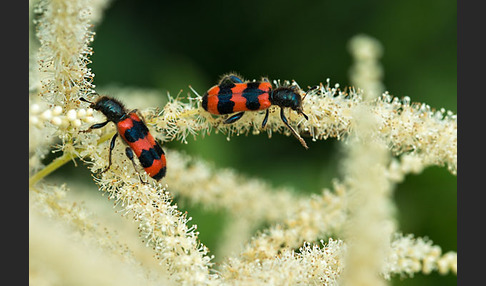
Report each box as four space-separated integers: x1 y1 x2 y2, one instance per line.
29 152 77 188
29 131 116 188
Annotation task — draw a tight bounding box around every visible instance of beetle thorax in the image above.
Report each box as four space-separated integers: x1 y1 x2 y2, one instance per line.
93 96 127 123
270 87 302 110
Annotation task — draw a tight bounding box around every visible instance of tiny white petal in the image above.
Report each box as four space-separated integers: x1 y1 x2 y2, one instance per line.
83 116 95 123
30 104 41 114
77 108 87 118
67 109 77 121
40 110 52 120
60 119 70 127
52 106 63 116
30 116 39 125
51 117 62 126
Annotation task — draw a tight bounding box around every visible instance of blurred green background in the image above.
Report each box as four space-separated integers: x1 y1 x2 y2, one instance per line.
86 0 455 284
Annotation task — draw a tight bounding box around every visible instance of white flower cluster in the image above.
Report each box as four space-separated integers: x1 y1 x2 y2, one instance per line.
348 34 385 100
34 0 96 106
154 94 203 144
385 234 457 277
30 103 95 129
339 82 395 286
219 239 344 285
93 171 217 285
375 93 457 174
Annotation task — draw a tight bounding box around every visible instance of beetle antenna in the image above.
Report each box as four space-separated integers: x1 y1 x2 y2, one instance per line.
302 85 319 101
280 108 308 149
80 97 93 104
286 122 309 149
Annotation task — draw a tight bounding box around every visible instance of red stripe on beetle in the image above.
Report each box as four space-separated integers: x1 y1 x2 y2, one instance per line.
231 93 248 111
258 82 272 92
117 114 136 130
144 157 166 177
230 84 248 95
257 93 272 110
207 86 220 96
206 93 221 114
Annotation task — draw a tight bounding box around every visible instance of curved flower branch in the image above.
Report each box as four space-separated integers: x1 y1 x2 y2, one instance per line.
28 0 456 285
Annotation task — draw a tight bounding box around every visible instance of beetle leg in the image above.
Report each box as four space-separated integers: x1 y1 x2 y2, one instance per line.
101 133 118 173
302 85 319 100
262 109 270 128
81 120 109 133
224 111 245 124
125 147 147 184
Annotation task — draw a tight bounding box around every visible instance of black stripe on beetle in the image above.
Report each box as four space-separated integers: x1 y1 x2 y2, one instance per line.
138 148 162 168
123 119 149 142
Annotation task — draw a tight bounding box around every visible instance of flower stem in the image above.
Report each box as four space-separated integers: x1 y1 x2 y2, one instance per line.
29 131 116 188
29 152 77 188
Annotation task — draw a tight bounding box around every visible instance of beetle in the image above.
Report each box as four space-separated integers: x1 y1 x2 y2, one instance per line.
80 96 166 182
201 73 312 148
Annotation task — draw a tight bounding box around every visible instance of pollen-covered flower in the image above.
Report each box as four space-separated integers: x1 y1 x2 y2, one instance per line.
384 233 457 278
34 0 96 108
91 166 217 284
